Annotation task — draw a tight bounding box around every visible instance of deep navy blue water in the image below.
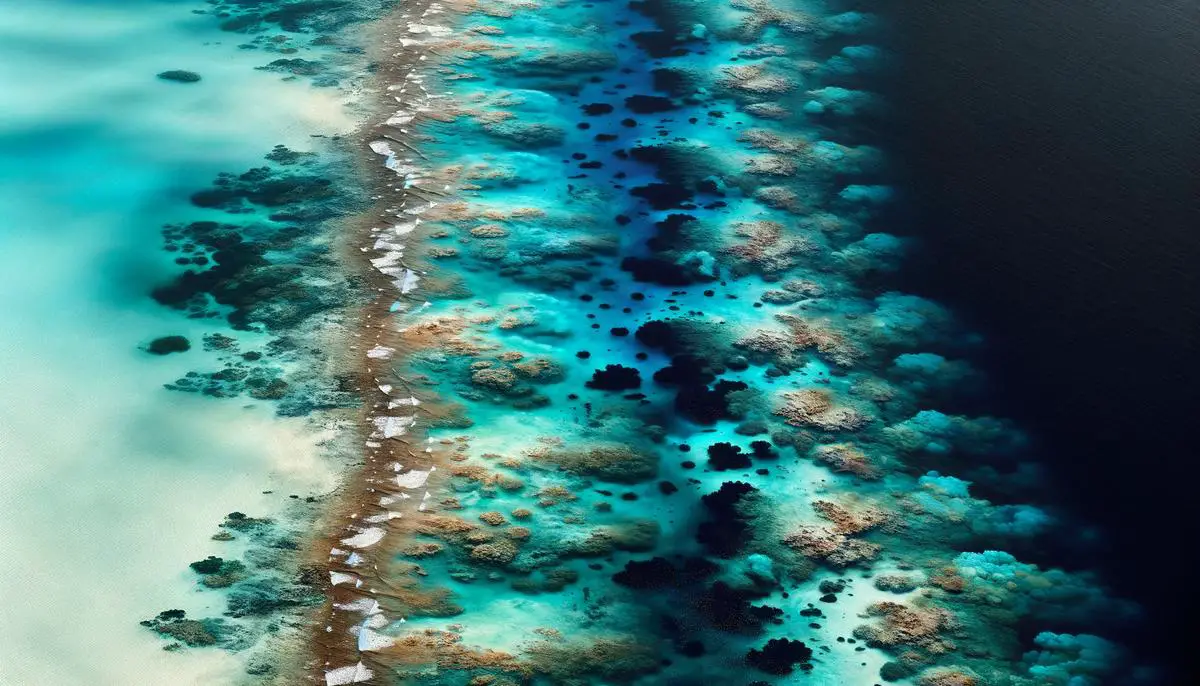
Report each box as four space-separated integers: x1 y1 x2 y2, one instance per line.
879 1 1200 679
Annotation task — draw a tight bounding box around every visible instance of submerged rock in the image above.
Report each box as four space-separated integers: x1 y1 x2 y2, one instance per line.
524 636 660 682
157 70 201 83
874 574 919 594
745 638 813 675
624 94 676 114
189 556 249 588
481 120 566 149
585 364 642 391
916 667 981 686
853 601 956 651
707 442 751 471
225 578 321 618
189 556 225 575
880 661 917 682
146 335 190 355
140 610 243 649
533 443 658 483
500 49 617 76
613 556 716 589
469 541 519 566
697 481 758 558
256 58 323 77
775 389 870 432
152 619 220 646
698 581 783 632
220 511 273 532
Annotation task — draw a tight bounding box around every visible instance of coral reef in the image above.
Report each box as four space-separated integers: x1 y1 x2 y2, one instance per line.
854 601 957 653
523 637 661 683
782 525 881 567
252 0 1156 683
775 389 870 432
811 442 882 479
745 637 813 675
529 443 658 483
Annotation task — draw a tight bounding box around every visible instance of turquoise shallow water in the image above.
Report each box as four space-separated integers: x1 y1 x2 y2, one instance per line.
0 1 358 682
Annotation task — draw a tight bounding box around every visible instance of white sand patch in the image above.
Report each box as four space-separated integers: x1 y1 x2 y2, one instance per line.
396 468 432 489
366 345 395 359
341 527 386 549
330 572 359 586
373 415 415 438
325 662 374 685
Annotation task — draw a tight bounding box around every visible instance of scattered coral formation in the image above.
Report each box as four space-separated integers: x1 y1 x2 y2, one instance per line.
139 0 1154 684
775 389 870 432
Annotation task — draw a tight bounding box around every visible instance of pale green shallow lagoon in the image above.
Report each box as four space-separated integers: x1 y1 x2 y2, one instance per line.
0 2 354 682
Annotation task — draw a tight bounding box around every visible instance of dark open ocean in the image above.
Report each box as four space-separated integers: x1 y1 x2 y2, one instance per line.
879 0 1200 679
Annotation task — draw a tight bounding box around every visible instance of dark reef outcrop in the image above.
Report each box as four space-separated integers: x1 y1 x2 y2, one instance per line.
157 70 201 83
146 335 190 355
745 637 813 675
586 364 642 391
697 481 758 558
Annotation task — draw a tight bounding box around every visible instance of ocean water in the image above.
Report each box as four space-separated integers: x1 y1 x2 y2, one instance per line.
0 1 356 682
882 1 1200 678
3 0 1188 684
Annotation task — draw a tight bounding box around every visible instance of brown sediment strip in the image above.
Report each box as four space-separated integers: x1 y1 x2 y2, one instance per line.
279 1 486 683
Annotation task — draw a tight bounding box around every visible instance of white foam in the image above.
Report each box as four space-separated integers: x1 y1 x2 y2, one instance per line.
357 626 395 652
373 238 405 251
334 598 377 614
372 415 414 438
393 220 419 235
370 251 404 269
402 202 435 216
396 269 420 294
340 527 385 549
364 512 400 523
366 345 394 359
325 662 373 686
330 572 358 586
396 469 430 489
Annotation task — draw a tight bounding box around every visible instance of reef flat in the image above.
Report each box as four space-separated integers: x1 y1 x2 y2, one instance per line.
288 1 1161 685
124 0 415 678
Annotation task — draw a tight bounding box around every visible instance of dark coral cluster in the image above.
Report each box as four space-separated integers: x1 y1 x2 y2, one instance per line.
146 510 325 660
149 145 364 414
202 0 392 85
